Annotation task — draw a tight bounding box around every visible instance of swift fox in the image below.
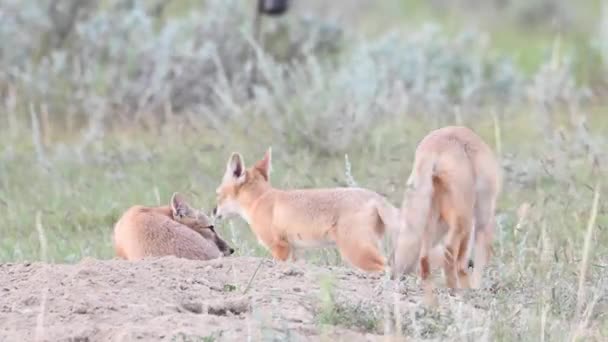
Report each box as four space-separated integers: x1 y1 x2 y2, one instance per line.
212 148 400 272
391 126 501 299
113 193 234 261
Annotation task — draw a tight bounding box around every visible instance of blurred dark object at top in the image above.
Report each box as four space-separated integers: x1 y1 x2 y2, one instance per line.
258 0 290 16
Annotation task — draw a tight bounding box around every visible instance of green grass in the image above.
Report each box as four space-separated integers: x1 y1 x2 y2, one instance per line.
317 275 381 333
1 109 606 264
170 332 221 342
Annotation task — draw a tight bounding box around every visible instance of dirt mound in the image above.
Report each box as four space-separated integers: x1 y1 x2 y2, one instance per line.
0 256 488 341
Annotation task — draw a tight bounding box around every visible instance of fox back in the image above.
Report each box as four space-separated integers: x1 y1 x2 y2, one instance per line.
113 193 234 261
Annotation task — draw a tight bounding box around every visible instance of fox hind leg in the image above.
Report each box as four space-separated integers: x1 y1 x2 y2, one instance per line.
419 230 438 306
335 232 385 272
471 190 497 288
456 230 472 288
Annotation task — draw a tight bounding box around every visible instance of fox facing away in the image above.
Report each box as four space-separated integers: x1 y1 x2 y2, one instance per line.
391 126 501 302
212 148 400 272
113 193 234 261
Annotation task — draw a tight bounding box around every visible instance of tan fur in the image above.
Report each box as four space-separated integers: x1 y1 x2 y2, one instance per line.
113 193 234 261
213 148 400 272
391 126 501 303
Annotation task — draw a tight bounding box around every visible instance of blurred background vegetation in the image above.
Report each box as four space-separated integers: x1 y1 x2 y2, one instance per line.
2 0 608 138
0 0 606 338
0 0 605 269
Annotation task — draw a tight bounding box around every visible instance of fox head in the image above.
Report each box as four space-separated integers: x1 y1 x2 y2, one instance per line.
170 192 235 256
213 147 272 222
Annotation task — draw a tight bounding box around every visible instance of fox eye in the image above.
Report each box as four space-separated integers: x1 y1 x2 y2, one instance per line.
207 225 215 232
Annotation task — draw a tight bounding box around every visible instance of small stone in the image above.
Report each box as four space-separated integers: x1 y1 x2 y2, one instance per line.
282 267 304 277
73 304 89 314
207 296 251 316
179 302 203 314
22 296 39 306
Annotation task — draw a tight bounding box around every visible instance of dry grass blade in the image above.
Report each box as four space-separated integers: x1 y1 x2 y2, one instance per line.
35 211 49 342
243 257 266 294
575 182 601 318
492 109 502 161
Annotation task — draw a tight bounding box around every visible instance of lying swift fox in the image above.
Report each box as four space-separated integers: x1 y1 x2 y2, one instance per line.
212 148 400 272
114 193 234 261
391 126 501 301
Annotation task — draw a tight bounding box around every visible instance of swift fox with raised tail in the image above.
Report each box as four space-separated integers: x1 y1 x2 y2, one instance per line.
114 193 234 261
391 126 501 298
212 148 399 272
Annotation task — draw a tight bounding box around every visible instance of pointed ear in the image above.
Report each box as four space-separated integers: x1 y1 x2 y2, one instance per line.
170 192 191 218
226 152 245 179
255 147 272 181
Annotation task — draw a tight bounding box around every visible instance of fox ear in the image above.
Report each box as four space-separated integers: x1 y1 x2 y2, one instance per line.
255 147 272 181
227 152 245 180
170 192 191 218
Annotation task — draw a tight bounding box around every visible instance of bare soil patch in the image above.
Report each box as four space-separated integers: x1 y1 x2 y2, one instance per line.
1 256 502 341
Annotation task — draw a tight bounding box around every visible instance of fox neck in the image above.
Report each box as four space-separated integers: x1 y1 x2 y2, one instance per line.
236 182 273 224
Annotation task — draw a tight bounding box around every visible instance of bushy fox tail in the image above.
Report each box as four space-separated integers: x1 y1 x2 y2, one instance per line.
391 154 437 279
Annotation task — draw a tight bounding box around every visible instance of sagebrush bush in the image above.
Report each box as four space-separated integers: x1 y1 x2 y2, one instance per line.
363 25 523 113
0 0 346 117
0 0 601 155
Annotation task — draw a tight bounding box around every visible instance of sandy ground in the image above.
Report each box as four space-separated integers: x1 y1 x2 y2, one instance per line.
1 256 392 341
0 256 521 341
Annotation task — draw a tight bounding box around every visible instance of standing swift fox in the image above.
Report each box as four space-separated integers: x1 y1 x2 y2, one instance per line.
113 193 234 261
391 126 501 299
212 148 400 272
